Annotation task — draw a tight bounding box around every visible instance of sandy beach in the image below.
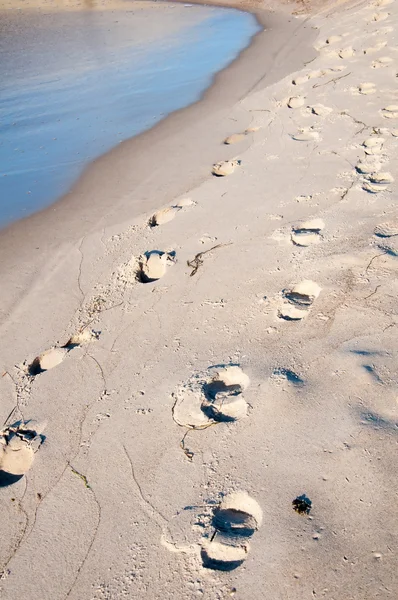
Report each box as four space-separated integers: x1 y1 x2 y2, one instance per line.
1 0 397 598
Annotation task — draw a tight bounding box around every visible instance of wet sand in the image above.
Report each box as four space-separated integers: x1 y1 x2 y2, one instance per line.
0 6 316 324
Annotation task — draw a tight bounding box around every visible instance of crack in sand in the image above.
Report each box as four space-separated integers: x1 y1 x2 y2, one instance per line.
64 465 102 600
123 445 168 528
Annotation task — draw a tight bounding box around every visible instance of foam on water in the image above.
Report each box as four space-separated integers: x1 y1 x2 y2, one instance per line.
0 4 260 228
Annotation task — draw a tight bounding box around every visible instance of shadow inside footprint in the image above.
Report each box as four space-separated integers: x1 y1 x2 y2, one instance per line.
272 368 305 386
212 508 257 537
201 543 247 571
0 471 24 488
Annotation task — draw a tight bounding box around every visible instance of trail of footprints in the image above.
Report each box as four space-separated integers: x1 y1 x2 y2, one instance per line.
2 0 398 581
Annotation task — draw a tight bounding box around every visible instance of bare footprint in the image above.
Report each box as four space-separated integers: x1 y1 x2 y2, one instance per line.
381 105 398 119
291 127 320 142
309 104 333 116
287 96 305 109
279 280 322 320
338 46 355 59
149 206 181 227
377 236 398 255
362 136 384 154
291 218 325 246
370 12 390 22
139 250 175 283
28 328 98 375
172 365 250 428
0 420 45 480
292 74 310 85
362 171 394 193
212 159 241 177
175 197 194 208
356 82 377 95
374 221 398 237
371 56 393 68
356 157 382 174
326 35 343 45
363 40 387 54
224 128 259 145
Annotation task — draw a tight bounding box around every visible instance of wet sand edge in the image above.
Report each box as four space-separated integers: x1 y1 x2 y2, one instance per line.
0 4 317 316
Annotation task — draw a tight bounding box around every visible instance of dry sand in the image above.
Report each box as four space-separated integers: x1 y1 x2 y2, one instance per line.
1 0 398 598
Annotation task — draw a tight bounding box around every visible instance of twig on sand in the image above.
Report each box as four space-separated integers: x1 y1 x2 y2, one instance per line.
187 243 232 277
313 72 351 88
365 253 385 273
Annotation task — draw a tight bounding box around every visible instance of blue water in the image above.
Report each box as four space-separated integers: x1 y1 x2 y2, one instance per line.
0 5 261 228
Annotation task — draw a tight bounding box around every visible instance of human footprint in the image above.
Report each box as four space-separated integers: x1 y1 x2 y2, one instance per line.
212 159 241 176
0 420 45 479
291 127 320 142
362 137 384 155
172 365 250 428
291 218 325 246
362 172 394 193
201 491 262 571
139 250 175 283
29 328 98 375
224 127 259 145
279 280 322 320
381 105 398 119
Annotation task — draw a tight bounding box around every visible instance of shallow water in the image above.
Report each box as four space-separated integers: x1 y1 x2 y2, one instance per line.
0 3 260 228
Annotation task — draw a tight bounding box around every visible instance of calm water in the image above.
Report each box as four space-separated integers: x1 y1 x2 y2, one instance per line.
0 4 260 228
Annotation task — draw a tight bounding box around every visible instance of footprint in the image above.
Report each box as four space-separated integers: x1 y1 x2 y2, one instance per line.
287 96 305 109
175 197 194 208
279 280 322 320
212 159 241 177
370 12 390 21
363 40 387 54
338 46 355 59
223 128 259 145
29 347 68 375
172 365 250 428
374 221 398 237
357 82 377 95
0 420 45 481
291 218 325 246
356 157 382 174
139 250 175 283
362 171 394 193
381 105 398 119
149 206 180 227
371 56 393 68
292 74 310 85
201 491 262 571
391 129 398 137
213 491 263 536
377 236 398 256
28 328 98 375
201 540 249 571
65 328 100 348
326 35 343 44
291 127 320 142
309 104 333 116
362 136 384 154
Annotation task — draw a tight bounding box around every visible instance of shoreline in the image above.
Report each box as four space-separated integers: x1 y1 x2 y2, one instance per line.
0 3 317 325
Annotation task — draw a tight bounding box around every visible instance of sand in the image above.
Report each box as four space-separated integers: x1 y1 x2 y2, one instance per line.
1 0 398 597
